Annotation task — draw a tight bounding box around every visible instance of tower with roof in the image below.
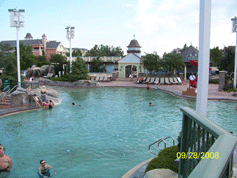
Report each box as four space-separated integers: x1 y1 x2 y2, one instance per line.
118 36 144 78
127 35 141 57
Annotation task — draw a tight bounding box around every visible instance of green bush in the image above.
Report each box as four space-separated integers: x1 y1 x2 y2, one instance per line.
209 79 219 84
223 87 237 92
47 74 70 81
145 145 179 174
47 74 89 82
36 61 51 67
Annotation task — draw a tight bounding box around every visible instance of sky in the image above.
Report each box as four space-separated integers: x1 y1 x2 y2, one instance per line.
0 0 236 56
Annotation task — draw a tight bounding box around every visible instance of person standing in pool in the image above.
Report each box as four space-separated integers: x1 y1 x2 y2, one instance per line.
37 160 56 178
0 148 12 174
41 86 47 102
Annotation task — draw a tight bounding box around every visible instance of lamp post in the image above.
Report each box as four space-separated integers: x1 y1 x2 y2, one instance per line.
231 16 237 88
66 26 75 72
8 7 25 88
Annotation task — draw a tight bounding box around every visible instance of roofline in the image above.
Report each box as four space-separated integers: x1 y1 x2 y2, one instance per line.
117 53 143 63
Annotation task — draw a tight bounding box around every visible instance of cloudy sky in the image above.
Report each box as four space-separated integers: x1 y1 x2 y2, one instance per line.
0 0 236 56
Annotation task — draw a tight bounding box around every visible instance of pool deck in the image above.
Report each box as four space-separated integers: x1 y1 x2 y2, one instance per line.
98 80 237 101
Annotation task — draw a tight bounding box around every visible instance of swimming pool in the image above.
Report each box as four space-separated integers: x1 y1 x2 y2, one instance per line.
1 87 237 178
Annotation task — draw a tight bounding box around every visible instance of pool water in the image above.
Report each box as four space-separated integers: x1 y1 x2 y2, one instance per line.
1 87 237 178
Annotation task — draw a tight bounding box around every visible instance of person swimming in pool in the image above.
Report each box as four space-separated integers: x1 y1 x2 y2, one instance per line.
37 160 56 178
72 103 81 106
148 102 153 106
0 148 12 175
48 100 54 109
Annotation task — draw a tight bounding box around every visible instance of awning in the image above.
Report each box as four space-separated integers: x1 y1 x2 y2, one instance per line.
190 60 211 71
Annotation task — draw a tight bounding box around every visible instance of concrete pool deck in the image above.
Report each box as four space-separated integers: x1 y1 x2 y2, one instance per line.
98 80 237 101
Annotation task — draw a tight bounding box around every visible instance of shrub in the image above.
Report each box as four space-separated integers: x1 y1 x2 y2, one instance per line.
36 61 50 67
47 74 70 81
145 145 179 174
47 74 90 82
209 79 219 84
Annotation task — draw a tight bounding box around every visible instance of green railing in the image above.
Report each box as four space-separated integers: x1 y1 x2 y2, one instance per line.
179 107 237 178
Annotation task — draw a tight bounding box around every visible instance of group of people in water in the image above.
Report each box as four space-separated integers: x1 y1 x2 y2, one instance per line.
33 86 54 109
0 144 56 177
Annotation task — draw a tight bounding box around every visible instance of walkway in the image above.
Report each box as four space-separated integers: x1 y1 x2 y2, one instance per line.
98 80 237 101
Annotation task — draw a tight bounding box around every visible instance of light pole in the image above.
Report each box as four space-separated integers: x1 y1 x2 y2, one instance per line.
8 7 25 88
231 16 237 88
66 26 75 72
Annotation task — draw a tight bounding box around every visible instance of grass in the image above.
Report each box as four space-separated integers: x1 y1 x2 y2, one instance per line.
145 145 179 174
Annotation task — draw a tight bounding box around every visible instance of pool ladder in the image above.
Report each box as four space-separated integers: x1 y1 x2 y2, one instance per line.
149 136 175 156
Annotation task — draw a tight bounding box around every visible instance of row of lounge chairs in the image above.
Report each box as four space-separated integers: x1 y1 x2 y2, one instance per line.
137 77 183 85
94 76 111 82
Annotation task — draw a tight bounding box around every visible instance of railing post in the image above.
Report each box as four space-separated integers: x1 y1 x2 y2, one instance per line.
179 113 189 177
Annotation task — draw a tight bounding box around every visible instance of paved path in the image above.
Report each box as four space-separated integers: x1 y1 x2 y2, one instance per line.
98 80 237 101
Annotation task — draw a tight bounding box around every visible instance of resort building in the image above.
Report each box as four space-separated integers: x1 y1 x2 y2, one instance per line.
181 45 199 80
118 37 145 78
68 37 144 77
0 33 68 62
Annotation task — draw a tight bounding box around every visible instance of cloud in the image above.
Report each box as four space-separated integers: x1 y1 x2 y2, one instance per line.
119 4 134 7
136 0 153 12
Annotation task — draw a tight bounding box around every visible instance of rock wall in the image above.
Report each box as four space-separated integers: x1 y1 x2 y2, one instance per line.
39 78 97 87
26 65 55 78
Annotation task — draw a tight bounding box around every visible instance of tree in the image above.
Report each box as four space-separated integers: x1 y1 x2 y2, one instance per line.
210 46 223 66
66 49 82 57
17 42 36 70
90 57 106 72
163 52 185 75
171 44 189 54
1 53 18 87
50 54 67 75
219 46 235 74
69 57 88 81
35 50 50 67
142 53 162 73
0 43 14 67
85 44 124 57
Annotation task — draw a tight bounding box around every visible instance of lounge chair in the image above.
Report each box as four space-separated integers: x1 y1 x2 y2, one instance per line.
144 77 151 83
142 77 146 83
149 77 155 84
154 78 159 85
173 77 179 84
169 78 177 84
99 76 104 82
95 76 100 82
160 78 164 84
103 76 109 82
177 77 182 84
165 78 170 84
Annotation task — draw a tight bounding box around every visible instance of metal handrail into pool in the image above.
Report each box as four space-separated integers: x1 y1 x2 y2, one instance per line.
157 136 175 150
149 139 166 156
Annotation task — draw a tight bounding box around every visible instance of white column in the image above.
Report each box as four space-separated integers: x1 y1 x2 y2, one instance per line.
16 26 21 88
196 0 211 117
69 38 72 72
184 66 187 80
234 33 237 88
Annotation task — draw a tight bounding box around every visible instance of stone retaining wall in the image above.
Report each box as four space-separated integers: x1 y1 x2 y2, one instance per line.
39 78 97 87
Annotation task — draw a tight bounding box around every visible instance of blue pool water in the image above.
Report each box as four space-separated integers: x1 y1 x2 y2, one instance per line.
1 87 237 178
